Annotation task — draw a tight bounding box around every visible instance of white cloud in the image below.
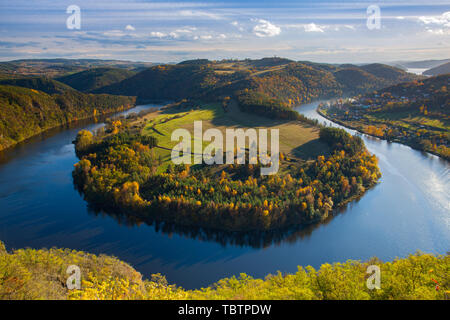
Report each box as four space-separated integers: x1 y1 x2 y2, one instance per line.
252 19 281 37
150 31 167 38
200 35 212 40
231 21 244 32
396 16 405 20
418 11 450 27
175 27 197 33
178 10 222 20
102 30 126 37
304 23 325 33
125 25 135 31
426 28 449 35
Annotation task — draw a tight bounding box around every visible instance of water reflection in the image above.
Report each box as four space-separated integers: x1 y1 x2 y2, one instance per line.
81 189 367 249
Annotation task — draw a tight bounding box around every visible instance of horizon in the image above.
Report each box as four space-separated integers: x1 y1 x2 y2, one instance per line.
1 56 450 65
0 0 449 63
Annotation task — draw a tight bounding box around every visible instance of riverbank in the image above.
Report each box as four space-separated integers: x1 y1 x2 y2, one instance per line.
317 106 449 161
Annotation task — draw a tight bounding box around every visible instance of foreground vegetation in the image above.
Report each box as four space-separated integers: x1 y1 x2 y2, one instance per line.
73 102 380 232
320 75 449 160
0 241 447 300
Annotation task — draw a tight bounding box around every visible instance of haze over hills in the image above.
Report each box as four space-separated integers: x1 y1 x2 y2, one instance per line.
388 59 450 71
423 62 450 76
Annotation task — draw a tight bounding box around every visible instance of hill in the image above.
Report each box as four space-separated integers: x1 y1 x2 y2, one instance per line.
56 67 137 92
97 58 419 117
0 77 76 94
423 62 450 76
0 59 155 78
0 77 136 151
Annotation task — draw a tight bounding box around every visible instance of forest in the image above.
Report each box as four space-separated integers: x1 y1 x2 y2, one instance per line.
0 240 447 300
0 77 136 151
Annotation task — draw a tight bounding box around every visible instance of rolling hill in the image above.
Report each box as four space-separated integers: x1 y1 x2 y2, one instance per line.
56 67 137 92
0 77 136 151
97 58 420 115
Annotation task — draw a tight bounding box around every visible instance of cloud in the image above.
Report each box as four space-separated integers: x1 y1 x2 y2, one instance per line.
303 23 325 33
231 21 244 32
426 28 448 35
178 10 222 20
418 11 450 35
125 25 135 31
252 19 281 37
150 31 167 38
102 30 126 37
174 27 197 33
418 11 450 27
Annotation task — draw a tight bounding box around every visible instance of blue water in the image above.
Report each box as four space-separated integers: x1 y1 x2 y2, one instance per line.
0 102 448 289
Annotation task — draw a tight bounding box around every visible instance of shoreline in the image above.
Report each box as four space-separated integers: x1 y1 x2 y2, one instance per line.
316 107 449 162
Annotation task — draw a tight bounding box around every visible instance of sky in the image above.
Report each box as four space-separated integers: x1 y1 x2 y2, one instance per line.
0 0 449 63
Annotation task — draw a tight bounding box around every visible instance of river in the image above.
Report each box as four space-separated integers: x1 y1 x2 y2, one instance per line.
0 101 448 289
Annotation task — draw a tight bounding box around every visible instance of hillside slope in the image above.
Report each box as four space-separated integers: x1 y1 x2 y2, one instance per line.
56 67 137 92
423 62 450 76
0 77 136 151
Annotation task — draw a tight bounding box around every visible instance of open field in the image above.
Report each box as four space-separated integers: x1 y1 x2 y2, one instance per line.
137 101 329 171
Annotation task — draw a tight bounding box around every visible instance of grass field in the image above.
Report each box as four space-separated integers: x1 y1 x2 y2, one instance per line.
137 101 329 171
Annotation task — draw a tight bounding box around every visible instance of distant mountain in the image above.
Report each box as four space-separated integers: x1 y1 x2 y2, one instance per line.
56 67 136 92
389 59 450 70
423 62 450 76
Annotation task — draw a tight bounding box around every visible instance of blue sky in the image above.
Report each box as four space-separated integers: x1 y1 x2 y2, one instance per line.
0 0 449 63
